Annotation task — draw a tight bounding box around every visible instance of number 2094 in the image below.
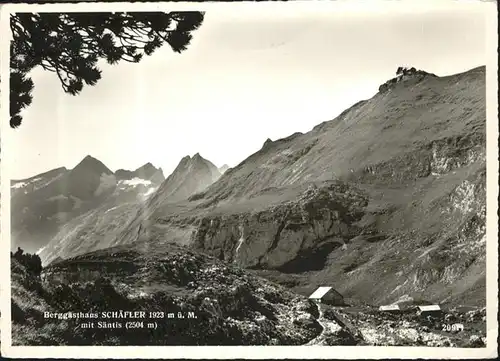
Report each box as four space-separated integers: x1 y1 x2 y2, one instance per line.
442 323 464 332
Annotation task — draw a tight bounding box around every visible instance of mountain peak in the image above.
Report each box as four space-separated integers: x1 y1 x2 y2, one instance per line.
80 154 98 163
263 138 273 148
73 155 112 175
154 154 222 202
134 162 157 173
378 66 437 93
82 155 97 163
178 153 209 166
177 153 212 168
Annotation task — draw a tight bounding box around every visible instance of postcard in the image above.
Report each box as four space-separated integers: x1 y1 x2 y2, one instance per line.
0 0 498 358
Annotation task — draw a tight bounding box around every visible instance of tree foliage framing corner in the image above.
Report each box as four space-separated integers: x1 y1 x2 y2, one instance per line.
9 11 205 128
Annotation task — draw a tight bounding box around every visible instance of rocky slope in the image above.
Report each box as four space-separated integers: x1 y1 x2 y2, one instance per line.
12 242 323 346
109 66 486 308
327 306 486 347
11 245 486 347
38 153 222 266
11 156 164 254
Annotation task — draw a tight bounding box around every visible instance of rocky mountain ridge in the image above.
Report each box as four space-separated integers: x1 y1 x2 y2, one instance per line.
153 153 221 203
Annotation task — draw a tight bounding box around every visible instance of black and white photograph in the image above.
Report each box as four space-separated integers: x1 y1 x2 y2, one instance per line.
1 0 498 358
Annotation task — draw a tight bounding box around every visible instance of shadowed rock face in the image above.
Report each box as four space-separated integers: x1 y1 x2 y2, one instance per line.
66 155 115 200
189 181 368 270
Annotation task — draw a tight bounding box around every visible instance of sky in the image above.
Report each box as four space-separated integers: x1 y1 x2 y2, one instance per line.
5 0 491 180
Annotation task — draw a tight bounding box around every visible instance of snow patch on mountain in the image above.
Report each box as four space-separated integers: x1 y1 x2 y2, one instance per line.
11 177 44 189
105 206 120 214
12 181 28 189
116 177 157 199
121 178 153 187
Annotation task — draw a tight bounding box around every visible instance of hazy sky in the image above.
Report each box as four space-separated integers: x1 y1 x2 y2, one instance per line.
5 1 491 180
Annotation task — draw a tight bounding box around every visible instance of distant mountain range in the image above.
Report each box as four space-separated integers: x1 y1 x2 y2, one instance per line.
11 154 223 255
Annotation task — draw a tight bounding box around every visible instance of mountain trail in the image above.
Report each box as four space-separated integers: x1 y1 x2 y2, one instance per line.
305 303 343 345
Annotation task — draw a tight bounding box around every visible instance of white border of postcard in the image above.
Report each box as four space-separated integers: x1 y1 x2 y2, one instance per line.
1 0 498 359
